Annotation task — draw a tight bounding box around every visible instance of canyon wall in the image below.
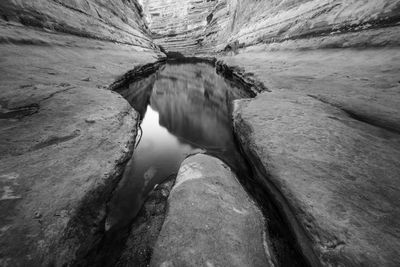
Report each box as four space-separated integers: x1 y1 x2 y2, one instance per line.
0 0 157 49
141 0 216 52
142 0 400 54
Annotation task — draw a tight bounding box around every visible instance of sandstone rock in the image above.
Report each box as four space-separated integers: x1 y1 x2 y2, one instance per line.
233 91 400 266
0 0 158 49
141 0 400 54
142 0 217 54
151 154 273 267
219 48 400 134
1 0 399 265
0 35 160 266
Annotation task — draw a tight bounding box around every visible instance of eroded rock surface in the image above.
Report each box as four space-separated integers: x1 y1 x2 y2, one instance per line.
219 48 400 133
1 0 400 265
141 0 400 54
233 91 400 266
0 31 161 265
0 0 158 48
151 154 273 267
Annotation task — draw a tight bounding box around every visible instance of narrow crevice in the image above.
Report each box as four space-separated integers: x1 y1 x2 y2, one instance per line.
0 103 39 120
56 119 138 267
76 58 311 267
231 127 312 267
72 61 166 267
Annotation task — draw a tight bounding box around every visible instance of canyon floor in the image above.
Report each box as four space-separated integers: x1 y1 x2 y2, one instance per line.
1 20 400 267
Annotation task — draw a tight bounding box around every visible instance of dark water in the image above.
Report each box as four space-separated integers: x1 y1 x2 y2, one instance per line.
106 62 251 232
95 62 308 267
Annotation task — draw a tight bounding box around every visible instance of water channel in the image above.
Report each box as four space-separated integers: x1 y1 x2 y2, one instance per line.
107 62 251 232
92 60 307 267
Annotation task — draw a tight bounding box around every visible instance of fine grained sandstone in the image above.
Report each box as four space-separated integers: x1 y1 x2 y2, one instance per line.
0 0 400 266
0 0 158 48
142 0 400 54
222 48 400 266
151 154 273 267
0 38 161 265
0 0 162 263
233 90 400 266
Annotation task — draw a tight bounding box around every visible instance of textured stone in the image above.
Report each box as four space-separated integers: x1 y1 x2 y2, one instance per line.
1 0 400 265
233 90 400 266
142 0 216 54
219 48 400 134
0 0 158 49
141 0 400 54
0 36 160 266
151 154 273 267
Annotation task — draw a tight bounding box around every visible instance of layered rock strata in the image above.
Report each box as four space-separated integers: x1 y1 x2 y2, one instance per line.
141 0 217 53
0 0 158 49
141 0 400 54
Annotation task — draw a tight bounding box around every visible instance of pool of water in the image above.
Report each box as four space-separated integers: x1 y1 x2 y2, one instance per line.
106 62 251 232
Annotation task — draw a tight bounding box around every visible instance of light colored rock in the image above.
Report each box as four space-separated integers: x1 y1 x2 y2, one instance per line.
219 48 400 133
233 90 400 266
141 0 400 53
142 0 216 53
0 0 158 49
202 0 400 52
151 154 273 267
0 34 160 265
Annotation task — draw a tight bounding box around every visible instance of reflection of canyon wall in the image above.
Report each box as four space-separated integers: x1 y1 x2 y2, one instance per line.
142 0 400 54
115 73 158 118
149 63 243 149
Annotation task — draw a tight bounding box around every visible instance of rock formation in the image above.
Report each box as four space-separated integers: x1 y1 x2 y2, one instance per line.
0 1 161 266
1 0 400 266
0 0 157 48
142 0 400 54
151 154 273 267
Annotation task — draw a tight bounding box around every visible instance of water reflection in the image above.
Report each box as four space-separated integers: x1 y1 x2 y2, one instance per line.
107 62 250 232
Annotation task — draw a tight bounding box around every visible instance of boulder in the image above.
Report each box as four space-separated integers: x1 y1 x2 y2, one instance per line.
151 154 273 267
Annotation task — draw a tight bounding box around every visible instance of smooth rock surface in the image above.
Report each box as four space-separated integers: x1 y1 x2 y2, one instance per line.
233 90 400 266
151 154 273 267
0 31 160 265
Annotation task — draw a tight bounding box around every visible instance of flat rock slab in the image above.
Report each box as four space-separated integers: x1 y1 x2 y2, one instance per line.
0 38 160 266
233 91 400 266
219 49 400 134
151 154 272 267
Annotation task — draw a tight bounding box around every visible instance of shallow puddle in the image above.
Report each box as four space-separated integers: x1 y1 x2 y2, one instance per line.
107 62 251 232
